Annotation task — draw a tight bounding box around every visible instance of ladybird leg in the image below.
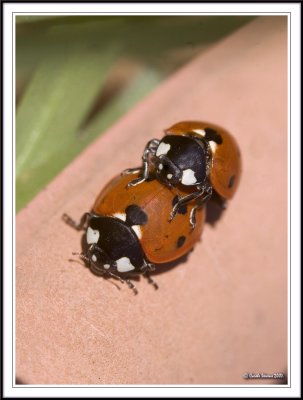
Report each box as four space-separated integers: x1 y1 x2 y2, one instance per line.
197 184 213 207
142 270 159 290
197 184 213 206
107 272 138 295
127 139 160 187
169 191 203 222
107 271 125 284
189 186 213 230
140 259 158 289
140 260 158 289
126 151 153 187
125 278 138 295
121 167 142 175
62 212 91 231
189 206 197 230
146 262 156 272
169 186 212 222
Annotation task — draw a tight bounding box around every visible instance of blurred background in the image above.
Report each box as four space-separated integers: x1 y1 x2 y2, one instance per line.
16 15 255 212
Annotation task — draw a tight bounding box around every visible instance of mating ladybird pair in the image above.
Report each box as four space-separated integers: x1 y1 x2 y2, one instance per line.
63 121 241 294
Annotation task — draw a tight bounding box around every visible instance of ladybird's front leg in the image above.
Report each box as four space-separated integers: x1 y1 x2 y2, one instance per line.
189 206 198 231
114 274 138 295
140 260 158 290
125 278 138 295
121 167 142 176
105 270 138 295
142 270 159 290
126 139 160 188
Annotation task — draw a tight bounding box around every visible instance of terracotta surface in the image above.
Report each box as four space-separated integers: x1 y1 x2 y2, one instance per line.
16 16 288 385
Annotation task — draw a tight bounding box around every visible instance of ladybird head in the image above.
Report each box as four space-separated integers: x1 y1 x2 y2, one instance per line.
79 215 145 275
82 224 116 274
154 155 182 186
154 135 207 187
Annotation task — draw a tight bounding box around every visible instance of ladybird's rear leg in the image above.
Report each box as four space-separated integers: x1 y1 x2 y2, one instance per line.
127 139 160 188
62 212 92 231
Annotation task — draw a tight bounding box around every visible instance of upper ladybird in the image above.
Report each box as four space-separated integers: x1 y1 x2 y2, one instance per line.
124 121 241 218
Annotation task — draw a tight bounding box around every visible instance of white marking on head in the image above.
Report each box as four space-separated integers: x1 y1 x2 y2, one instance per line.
156 142 171 157
131 225 142 239
91 254 97 263
209 141 217 154
194 129 206 137
104 264 110 270
113 212 126 221
116 257 135 273
181 169 197 185
158 163 163 170
87 227 100 244
167 174 173 180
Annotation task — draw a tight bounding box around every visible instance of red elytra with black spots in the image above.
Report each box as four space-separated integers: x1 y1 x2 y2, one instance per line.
93 172 205 264
164 121 242 200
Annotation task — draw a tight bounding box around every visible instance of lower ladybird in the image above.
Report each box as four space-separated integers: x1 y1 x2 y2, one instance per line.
63 172 206 294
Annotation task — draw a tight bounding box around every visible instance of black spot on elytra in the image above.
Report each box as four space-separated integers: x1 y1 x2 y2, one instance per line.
172 195 187 214
228 175 236 188
205 127 223 144
177 236 186 248
125 204 148 226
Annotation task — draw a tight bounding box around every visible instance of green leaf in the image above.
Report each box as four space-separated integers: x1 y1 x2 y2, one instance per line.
80 67 163 142
16 44 120 176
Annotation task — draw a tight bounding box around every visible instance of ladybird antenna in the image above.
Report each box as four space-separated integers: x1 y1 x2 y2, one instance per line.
89 260 105 276
72 252 90 263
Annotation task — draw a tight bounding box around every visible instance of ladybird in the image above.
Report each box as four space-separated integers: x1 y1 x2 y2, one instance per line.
124 121 241 220
63 172 205 294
